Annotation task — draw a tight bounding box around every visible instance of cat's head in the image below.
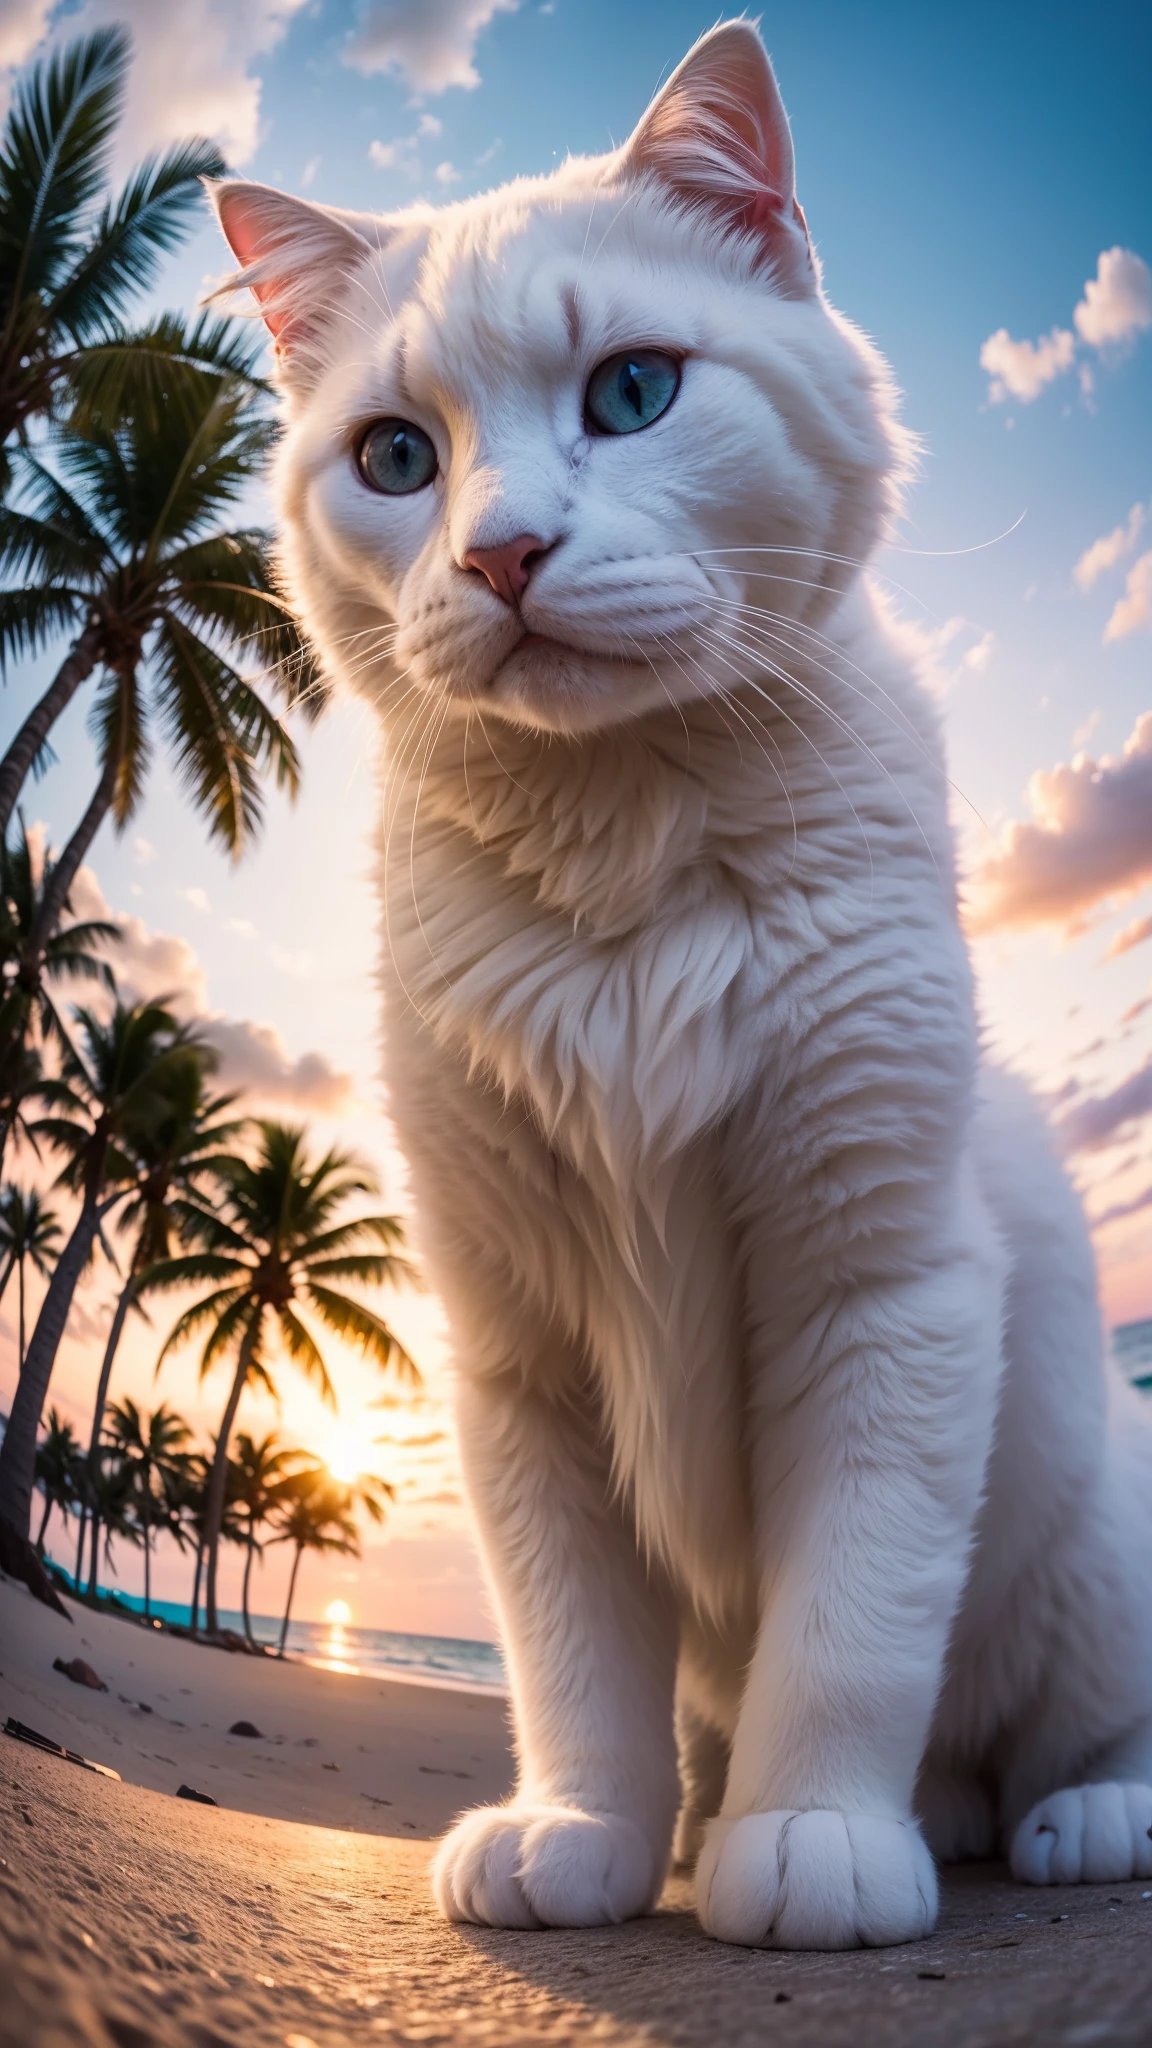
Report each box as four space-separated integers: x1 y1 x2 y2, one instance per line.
211 21 909 737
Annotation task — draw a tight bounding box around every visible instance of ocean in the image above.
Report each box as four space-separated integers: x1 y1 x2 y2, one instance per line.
48 1580 507 1695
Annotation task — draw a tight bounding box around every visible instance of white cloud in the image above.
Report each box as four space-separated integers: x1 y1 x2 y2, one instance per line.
979 247 1151 405
346 0 520 95
132 835 157 867
961 629 995 674
1104 912 1152 962
979 325 1074 405
417 113 442 138
474 137 502 166
1074 503 1146 590
968 711 1152 934
69 866 354 1114
40 0 308 167
1072 708 1102 749
919 615 995 696
369 133 421 177
1057 1056 1152 1156
433 159 461 185
1104 550 1152 644
0 0 50 72
183 885 211 913
1074 247 1152 351
301 154 321 188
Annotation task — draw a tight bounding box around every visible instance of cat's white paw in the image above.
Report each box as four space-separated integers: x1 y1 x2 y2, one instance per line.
431 1802 657 1928
697 1810 938 1950
1010 1782 1152 1885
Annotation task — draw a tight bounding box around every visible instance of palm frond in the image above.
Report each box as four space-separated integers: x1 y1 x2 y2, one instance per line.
64 312 268 432
302 1283 421 1383
49 138 228 343
152 614 300 855
0 585 85 673
274 1306 336 1408
0 29 127 312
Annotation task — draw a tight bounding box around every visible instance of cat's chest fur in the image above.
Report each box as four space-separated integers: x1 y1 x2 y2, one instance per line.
382 695 872 1193
379 634 964 1615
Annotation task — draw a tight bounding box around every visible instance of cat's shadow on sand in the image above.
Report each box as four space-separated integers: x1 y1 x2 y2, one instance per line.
449 1864 1152 2047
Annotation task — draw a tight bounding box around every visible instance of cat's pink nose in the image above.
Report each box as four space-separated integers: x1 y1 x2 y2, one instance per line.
462 534 547 607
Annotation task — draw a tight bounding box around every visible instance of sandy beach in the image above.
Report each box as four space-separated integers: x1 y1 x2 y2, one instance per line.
5 1569 1152 2048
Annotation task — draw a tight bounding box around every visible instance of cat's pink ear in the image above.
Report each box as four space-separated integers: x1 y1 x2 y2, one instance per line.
619 22 815 296
209 180 372 361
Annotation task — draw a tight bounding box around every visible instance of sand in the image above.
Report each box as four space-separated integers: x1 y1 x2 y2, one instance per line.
0 1571 514 1837
4 1571 1152 2047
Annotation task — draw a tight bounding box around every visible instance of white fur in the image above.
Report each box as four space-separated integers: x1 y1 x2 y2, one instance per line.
213 22 1152 1950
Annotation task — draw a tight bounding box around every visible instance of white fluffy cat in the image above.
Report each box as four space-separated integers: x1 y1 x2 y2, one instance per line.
212 22 1152 1950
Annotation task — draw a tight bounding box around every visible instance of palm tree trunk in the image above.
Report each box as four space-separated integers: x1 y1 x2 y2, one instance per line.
35 1490 52 1553
278 1542 303 1657
190 1539 204 1634
31 742 119 956
0 617 102 844
0 1190 102 1540
74 1506 86 1594
203 1318 258 1636
0 1249 14 1308
83 1270 134 1530
87 1513 102 1599
17 1251 25 1367
143 1505 151 1619
242 1529 257 1648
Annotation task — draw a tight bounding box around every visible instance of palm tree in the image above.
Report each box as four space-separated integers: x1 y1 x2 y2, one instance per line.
0 27 247 494
270 1471 362 1659
0 819 119 1164
0 998 194 1551
0 1184 61 1364
75 1050 242 1593
148 1121 419 1636
103 1397 189 1618
83 1443 139 1603
171 1446 246 1634
33 1406 81 1556
0 364 319 917
230 1431 315 1648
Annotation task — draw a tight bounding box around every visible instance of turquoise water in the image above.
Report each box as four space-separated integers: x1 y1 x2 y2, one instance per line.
48 1579 507 1694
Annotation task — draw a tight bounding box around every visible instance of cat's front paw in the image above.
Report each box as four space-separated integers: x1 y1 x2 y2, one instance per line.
697 1810 937 1950
1010 1783 1152 1885
432 1802 657 1928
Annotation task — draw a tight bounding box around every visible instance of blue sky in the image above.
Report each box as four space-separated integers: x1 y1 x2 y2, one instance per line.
1 0 1150 1634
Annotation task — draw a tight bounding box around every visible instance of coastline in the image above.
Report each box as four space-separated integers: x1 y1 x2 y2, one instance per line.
0 1568 513 1838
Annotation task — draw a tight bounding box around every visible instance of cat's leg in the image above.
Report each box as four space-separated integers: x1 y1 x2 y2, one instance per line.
697 1163 1004 1950
1008 1715 1152 1885
915 1757 997 1864
673 1705 731 1871
432 1360 680 1928
672 1612 743 1870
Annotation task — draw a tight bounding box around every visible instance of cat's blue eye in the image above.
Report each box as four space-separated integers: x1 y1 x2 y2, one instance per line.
585 349 680 436
357 418 438 495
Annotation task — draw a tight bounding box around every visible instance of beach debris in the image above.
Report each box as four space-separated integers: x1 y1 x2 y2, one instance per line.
322 1761 340 1771
229 1719 262 1737
4 1716 121 1781
418 1764 474 1779
176 1784 218 1805
53 1655 107 1691
361 1793 393 1807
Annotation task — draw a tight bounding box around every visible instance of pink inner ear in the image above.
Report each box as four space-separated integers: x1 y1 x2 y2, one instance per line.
215 190 294 341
